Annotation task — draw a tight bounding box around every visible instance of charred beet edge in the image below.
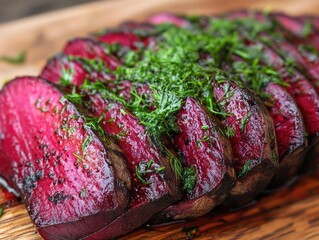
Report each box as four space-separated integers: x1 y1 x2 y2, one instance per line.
0 77 131 239
150 97 235 223
40 54 182 238
212 80 278 205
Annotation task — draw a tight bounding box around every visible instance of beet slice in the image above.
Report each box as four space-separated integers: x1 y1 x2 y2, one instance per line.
257 42 319 146
264 83 307 188
41 54 89 86
269 39 319 94
0 77 130 239
41 55 114 86
212 80 278 206
63 38 121 70
149 97 235 223
271 13 319 51
82 95 181 239
40 55 182 238
96 31 153 51
147 13 189 27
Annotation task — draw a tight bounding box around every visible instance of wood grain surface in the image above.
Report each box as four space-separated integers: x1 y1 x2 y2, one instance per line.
1 0 319 239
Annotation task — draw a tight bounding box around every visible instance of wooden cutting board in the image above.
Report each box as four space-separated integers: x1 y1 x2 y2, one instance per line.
1 0 319 239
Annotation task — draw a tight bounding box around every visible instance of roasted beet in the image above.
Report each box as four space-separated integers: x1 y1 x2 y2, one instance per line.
81 95 181 239
149 97 235 223
41 55 114 85
148 13 189 27
258 42 319 156
271 13 319 51
96 31 153 51
264 83 307 188
269 39 319 94
41 55 182 239
63 38 121 70
41 55 89 86
0 77 131 239
212 80 278 206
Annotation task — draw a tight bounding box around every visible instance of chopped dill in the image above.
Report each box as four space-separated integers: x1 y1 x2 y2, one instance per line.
183 165 197 193
135 159 166 185
0 51 26 65
240 112 252 132
238 160 252 178
82 135 93 152
60 67 75 86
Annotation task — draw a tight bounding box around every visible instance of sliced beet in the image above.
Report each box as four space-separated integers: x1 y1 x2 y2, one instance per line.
96 31 152 51
264 83 307 188
0 77 131 239
41 55 114 86
271 13 319 51
63 38 121 70
244 40 319 170
41 55 89 86
212 80 278 206
270 39 319 94
230 55 307 188
150 97 235 223
147 13 189 27
41 54 182 238
82 95 181 239
258 42 319 140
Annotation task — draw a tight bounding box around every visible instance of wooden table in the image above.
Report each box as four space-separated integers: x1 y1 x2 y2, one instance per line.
1 0 319 239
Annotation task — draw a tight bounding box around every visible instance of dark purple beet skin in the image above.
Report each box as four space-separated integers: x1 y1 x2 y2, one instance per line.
212 80 278 206
264 83 308 188
0 77 131 240
150 97 235 223
63 38 121 70
40 55 182 238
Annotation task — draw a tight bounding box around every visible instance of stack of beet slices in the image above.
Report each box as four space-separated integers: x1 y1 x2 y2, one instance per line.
0 10 319 240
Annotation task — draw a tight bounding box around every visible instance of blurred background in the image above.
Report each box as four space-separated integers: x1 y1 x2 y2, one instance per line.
0 0 102 23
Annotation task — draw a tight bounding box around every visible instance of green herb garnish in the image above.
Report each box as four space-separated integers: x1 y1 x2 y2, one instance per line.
240 112 252 132
135 159 166 185
238 160 252 178
182 165 197 193
60 67 75 86
0 51 26 65
182 226 199 239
